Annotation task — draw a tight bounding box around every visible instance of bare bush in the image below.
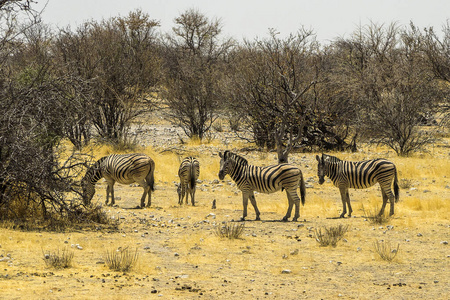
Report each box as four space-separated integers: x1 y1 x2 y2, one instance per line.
362 205 390 225
43 248 74 269
105 247 139 272
334 23 441 156
373 240 400 262
399 178 413 189
314 224 349 247
214 222 245 239
162 8 234 141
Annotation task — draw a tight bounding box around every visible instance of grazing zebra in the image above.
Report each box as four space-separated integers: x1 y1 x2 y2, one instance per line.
218 151 306 221
82 153 155 208
177 157 200 206
316 154 399 217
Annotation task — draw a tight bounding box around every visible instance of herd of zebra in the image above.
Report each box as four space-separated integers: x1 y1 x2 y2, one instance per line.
81 151 399 220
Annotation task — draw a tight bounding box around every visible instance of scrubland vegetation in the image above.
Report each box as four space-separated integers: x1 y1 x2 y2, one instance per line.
0 1 449 299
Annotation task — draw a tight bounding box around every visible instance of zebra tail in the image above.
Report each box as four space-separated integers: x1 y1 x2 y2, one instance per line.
190 164 196 189
393 167 399 203
148 164 155 192
299 171 306 206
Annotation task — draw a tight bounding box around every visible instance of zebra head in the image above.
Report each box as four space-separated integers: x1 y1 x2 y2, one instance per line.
219 151 247 180
218 151 230 180
315 154 326 185
81 177 96 205
81 161 103 205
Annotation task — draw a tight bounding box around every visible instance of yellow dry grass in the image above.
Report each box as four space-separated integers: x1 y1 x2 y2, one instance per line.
1 138 449 299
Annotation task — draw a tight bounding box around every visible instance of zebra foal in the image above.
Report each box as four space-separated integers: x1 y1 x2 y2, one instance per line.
316 154 399 218
218 151 306 221
82 153 155 208
177 157 200 206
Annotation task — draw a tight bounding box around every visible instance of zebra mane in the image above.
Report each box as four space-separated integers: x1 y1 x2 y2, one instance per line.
84 156 107 183
323 154 341 163
224 151 248 166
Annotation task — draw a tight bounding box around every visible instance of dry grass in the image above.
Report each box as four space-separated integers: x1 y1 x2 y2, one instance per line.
105 247 139 272
42 248 74 269
214 222 245 239
0 137 448 299
373 240 400 262
314 224 349 247
361 204 391 225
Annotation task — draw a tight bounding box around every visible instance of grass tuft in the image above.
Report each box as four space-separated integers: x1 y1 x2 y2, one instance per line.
399 178 413 189
214 222 245 239
314 224 349 247
105 247 139 272
42 248 74 269
362 205 391 225
373 240 400 262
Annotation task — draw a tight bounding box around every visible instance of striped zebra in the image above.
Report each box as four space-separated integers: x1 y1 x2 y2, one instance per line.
218 151 306 221
82 153 155 208
316 154 399 217
177 157 200 206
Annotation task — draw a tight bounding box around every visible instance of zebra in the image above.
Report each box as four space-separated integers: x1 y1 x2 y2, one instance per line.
177 157 200 206
82 153 155 208
316 153 399 218
218 151 306 221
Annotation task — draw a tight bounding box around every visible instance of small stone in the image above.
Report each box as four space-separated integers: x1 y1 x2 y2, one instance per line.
281 269 292 274
440 241 448 245
417 233 423 237
290 249 299 255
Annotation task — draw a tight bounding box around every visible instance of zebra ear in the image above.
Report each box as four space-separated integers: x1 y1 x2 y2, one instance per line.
219 152 223 158
315 155 321 162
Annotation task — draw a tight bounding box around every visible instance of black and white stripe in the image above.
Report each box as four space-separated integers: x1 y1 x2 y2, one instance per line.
177 157 200 205
316 154 399 217
82 153 155 208
218 151 306 221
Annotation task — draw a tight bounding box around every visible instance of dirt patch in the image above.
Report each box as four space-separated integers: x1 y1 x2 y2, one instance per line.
1 128 449 299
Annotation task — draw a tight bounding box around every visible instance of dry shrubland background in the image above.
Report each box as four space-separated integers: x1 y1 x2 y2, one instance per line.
0 1 449 299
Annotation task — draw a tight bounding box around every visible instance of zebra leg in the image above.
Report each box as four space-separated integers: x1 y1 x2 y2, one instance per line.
136 180 150 208
382 189 395 216
110 183 115 206
378 190 388 216
177 184 182 205
140 186 148 208
146 186 152 207
241 193 249 221
283 191 294 221
190 187 196 206
389 193 395 216
339 188 348 218
346 191 353 217
249 193 260 221
180 184 186 205
292 191 301 222
105 185 110 205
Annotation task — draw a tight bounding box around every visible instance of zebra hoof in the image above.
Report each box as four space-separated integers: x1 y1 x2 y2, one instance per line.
282 217 289 222
240 217 246 221
255 217 260 221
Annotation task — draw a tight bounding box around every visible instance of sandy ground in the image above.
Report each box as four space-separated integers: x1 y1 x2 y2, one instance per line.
1 149 449 300
1 120 449 299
